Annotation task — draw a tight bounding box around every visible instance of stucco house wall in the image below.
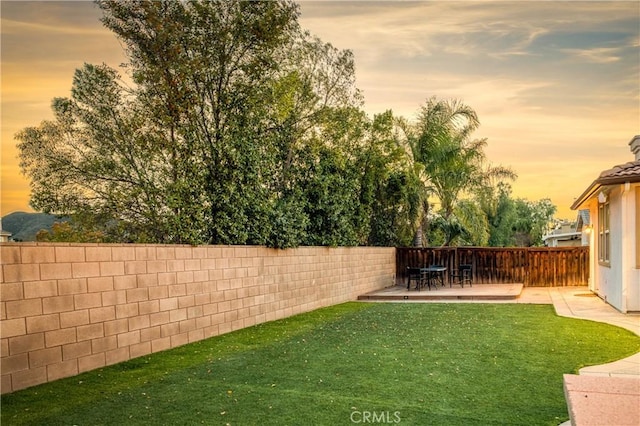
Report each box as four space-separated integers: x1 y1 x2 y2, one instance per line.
572 135 640 313
588 182 639 313
621 184 640 312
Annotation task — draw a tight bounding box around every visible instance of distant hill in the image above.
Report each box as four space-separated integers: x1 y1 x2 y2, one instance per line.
1 212 68 242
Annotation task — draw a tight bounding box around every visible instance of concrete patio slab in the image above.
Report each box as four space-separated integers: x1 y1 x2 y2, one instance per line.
357 283 524 301
563 374 640 426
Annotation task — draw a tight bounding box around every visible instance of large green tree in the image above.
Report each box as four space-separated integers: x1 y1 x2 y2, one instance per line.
480 183 557 247
98 0 306 246
358 110 422 247
512 197 557 246
481 182 518 246
17 0 380 247
17 63 174 242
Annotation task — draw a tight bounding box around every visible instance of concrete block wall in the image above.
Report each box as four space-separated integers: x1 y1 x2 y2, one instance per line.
0 243 395 394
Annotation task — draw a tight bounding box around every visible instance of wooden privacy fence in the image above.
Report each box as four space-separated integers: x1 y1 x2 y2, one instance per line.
396 246 589 287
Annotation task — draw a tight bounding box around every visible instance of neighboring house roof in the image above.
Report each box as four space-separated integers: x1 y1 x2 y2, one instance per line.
543 231 581 244
576 209 590 231
571 159 640 210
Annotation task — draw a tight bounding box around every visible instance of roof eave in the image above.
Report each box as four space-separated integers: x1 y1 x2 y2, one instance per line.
571 175 640 210
571 181 600 210
597 175 640 186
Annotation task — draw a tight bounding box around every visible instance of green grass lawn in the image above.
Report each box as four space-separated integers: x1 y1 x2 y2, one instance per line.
2 303 639 425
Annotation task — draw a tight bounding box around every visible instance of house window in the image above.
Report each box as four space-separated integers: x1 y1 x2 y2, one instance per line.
598 201 610 265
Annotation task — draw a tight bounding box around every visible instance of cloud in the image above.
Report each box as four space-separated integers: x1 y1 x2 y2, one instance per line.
1 1 105 30
561 47 623 63
1 17 106 36
300 1 639 113
300 1 636 61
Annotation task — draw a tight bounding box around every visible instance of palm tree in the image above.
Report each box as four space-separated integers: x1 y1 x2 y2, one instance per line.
399 97 516 246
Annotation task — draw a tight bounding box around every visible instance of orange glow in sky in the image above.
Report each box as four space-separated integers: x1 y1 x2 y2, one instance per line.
2 1 639 220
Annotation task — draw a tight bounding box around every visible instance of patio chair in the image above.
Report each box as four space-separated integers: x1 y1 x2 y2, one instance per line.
406 267 424 290
450 264 472 287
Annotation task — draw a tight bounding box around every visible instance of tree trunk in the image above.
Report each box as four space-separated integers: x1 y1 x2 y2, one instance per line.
413 225 423 247
413 201 430 247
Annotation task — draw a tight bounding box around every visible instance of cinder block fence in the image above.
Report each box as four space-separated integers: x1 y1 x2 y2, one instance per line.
0 243 395 394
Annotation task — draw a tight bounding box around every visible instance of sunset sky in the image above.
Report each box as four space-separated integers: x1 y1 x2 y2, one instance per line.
2 1 639 220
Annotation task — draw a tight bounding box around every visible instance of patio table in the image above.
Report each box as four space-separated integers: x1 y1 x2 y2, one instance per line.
407 266 447 290
423 266 447 289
